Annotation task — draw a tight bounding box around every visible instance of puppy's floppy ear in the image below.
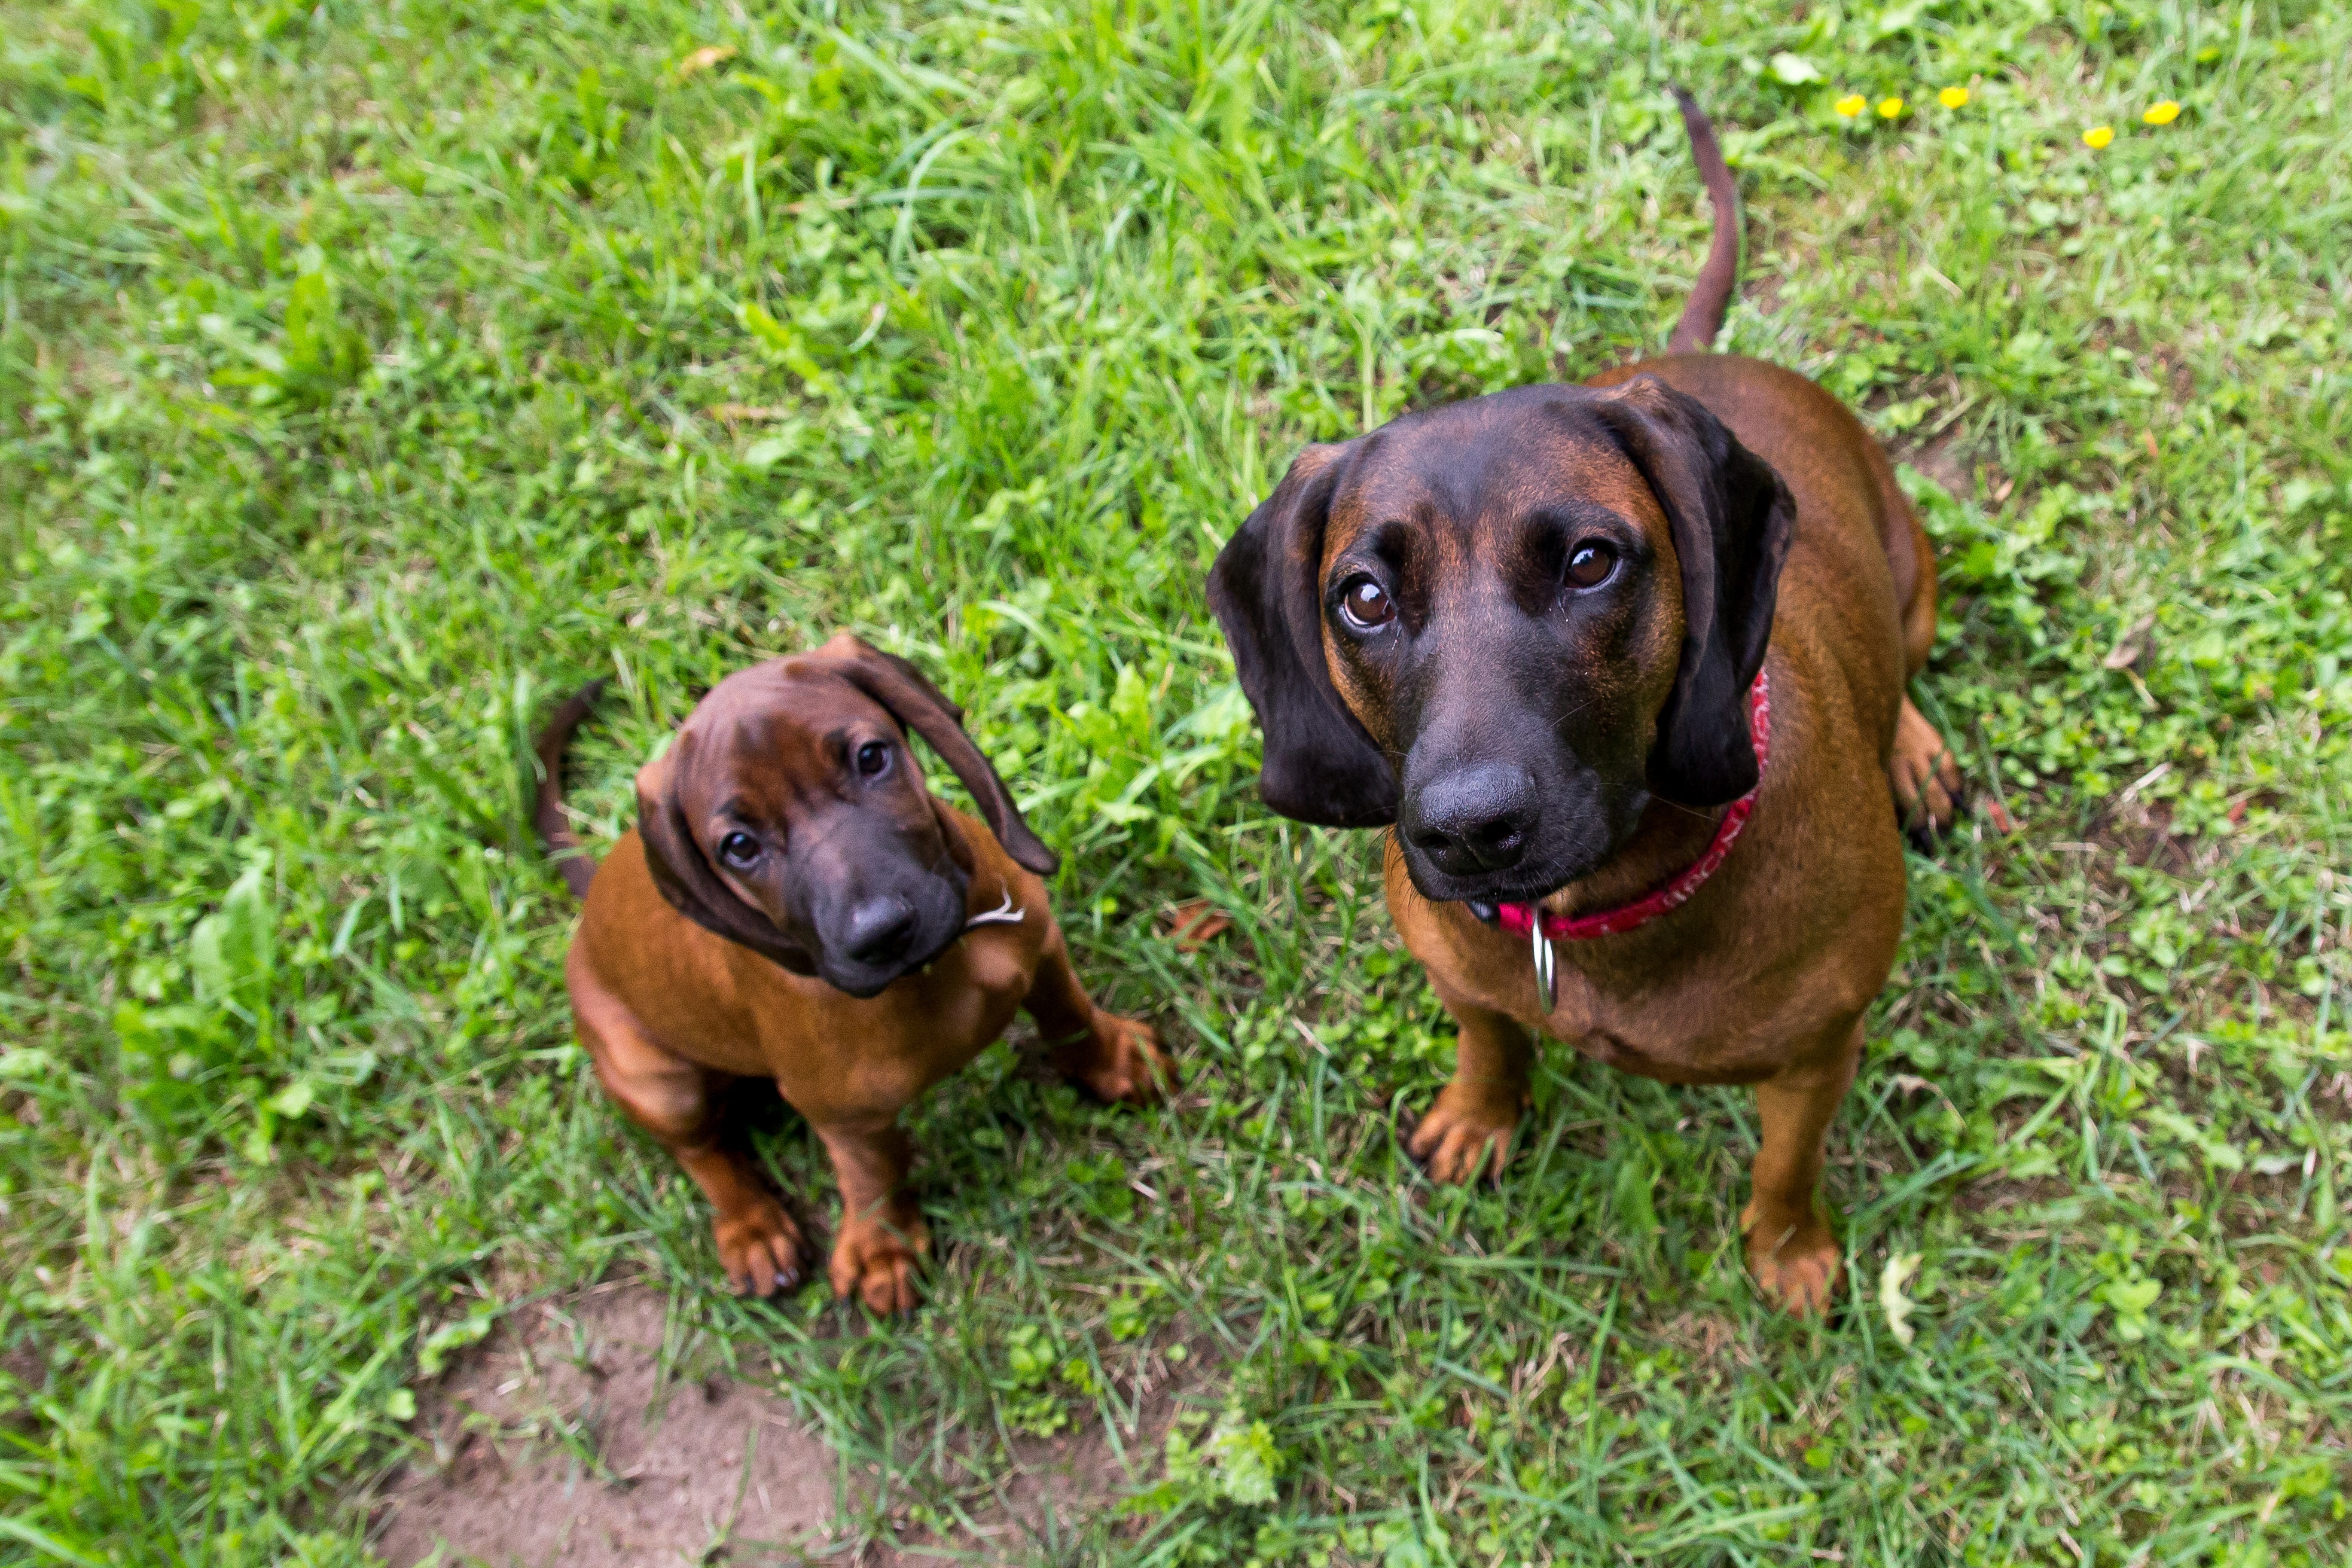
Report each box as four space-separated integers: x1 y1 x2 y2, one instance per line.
1591 376 1795 807
1206 443 1399 828
635 735 820 975
816 634 1061 877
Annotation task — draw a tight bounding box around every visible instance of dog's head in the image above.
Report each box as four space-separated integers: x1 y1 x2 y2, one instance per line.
1207 376 1792 905
634 633 1057 998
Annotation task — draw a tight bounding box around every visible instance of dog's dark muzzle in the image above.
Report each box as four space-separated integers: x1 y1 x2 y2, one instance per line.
813 864 972 998
1396 761 1639 907
1401 761 1539 878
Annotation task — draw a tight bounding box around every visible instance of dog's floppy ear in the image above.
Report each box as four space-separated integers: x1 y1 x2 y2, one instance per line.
815 634 1060 877
635 735 820 975
1591 376 1795 807
1206 443 1399 828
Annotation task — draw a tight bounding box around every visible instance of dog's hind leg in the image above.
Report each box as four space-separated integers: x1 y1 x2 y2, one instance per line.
1876 462 1966 839
1741 1020 1861 1314
1892 695 1964 841
1406 986 1533 1185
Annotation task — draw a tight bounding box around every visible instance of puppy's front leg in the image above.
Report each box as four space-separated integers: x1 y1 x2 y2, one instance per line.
1741 1021 1862 1314
1407 986 1533 1184
814 1118 926 1315
573 974 806 1297
1023 917 1171 1105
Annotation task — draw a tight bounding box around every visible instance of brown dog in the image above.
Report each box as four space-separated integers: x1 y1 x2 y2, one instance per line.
535 634 1172 1313
1207 93 1963 1312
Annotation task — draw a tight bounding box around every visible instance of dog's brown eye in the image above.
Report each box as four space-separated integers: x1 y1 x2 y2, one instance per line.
855 740 891 777
1337 574 1395 631
718 831 761 867
1565 541 1618 589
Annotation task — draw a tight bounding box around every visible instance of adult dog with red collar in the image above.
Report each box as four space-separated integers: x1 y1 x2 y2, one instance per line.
1207 93 1963 1311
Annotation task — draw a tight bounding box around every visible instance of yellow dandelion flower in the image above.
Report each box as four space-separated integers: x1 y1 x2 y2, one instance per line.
2143 100 2180 125
2082 124 2114 150
1878 96 1905 118
1835 94 1867 118
1938 86 1970 109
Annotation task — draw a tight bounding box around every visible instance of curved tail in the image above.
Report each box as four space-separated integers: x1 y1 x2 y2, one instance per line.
533 679 606 899
1666 88 1741 355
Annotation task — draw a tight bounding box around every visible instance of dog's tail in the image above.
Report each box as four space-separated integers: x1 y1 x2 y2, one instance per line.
1666 88 1741 355
533 679 607 900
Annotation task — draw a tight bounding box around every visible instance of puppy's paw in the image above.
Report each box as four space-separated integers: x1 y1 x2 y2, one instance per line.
1742 1203 1842 1316
1890 697 1965 846
1058 1012 1175 1106
1403 1082 1521 1185
713 1194 807 1298
829 1211 929 1316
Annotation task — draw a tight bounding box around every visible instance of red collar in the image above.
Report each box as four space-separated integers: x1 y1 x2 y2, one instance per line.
1493 667 1772 942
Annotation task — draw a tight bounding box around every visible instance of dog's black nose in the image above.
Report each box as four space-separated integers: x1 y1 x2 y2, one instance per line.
841 895 920 966
1405 763 1538 877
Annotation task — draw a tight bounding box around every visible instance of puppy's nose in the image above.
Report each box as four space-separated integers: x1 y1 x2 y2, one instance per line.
841 895 920 967
1405 763 1538 877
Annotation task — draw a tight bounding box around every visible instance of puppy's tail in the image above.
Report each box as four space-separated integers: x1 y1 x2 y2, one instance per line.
533 679 607 901
1666 87 1741 355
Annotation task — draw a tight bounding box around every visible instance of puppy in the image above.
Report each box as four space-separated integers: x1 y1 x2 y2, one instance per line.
1207 93 1964 1311
535 634 1172 1313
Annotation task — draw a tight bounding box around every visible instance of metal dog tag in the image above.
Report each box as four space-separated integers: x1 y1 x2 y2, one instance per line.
1531 925 1556 1012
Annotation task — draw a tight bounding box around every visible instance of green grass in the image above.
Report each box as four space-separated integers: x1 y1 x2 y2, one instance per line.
3 0 2350 1562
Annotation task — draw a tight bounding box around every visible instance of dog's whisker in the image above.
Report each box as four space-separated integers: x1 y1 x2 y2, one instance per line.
1548 694 1601 725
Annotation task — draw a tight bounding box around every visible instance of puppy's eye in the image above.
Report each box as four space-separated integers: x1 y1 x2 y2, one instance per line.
1565 541 1619 590
1337 574 1396 631
717 831 761 867
854 740 892 777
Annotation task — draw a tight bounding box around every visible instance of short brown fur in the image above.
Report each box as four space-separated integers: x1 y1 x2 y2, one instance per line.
1389 353 1955 1311
539 634 1171 1312
1208 98 1963 1312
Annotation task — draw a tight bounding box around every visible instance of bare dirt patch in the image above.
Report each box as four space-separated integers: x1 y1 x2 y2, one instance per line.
368 1281 1199 1566
371 1283 835 1567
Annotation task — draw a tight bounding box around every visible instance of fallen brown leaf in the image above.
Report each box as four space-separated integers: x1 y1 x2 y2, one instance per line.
2102 613 2156 670
1160 899 1231 953
676 45 737 78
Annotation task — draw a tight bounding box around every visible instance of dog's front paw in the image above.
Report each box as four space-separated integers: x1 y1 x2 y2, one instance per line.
1057 1012 1175 1106
1404 1081 1521 1185
829 1209 930 1316
713 1193 807 1298
1742 1203 1842 1315
1890 697 1965 844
